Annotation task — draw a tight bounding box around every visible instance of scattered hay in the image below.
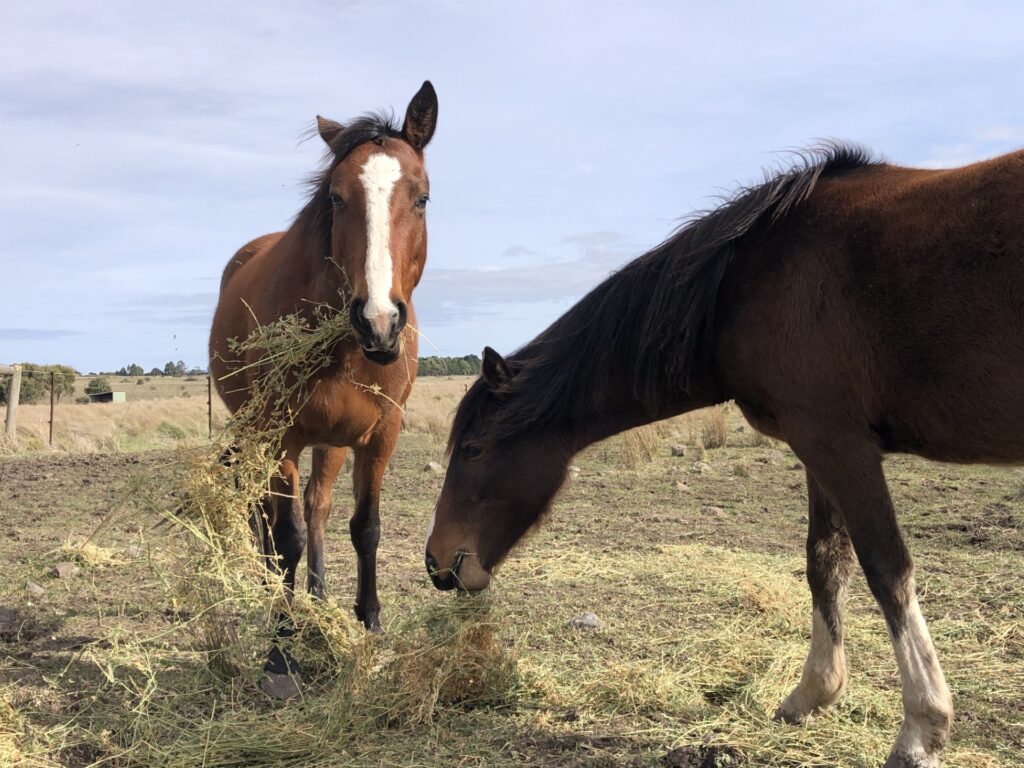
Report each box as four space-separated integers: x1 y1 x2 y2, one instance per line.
55 539 121 569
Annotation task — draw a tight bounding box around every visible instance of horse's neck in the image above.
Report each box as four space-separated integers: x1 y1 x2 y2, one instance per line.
274 228 342 309
568 367 720 452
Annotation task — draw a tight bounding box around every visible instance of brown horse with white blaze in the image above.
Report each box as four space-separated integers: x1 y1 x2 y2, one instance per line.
210 82 437 695
426 144 1024 767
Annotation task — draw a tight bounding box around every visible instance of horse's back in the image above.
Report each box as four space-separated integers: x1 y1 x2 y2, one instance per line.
209 233 285 412
720 151 1024 463
219 233 283 294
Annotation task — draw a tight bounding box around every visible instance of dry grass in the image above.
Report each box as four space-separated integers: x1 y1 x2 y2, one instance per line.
0 398 228 455
620 425 660 469
697 405 728 450
2 344 1022 767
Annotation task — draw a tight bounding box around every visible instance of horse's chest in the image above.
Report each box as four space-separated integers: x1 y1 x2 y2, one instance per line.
301 379 398 447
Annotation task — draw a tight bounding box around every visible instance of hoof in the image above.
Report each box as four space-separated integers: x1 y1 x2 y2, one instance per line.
773 702 809 725
883 750 939 768
261 671 301 700
358 608 382 633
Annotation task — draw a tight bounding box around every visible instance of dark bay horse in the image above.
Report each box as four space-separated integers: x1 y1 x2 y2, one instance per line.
210 82 437 695
425 144 1024 767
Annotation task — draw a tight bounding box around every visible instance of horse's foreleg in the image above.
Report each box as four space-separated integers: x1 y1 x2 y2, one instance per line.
262 449 305 698
304 446 347 599
350 420 398 632
269 453 305 592
791 430 952 768
776 470 853 723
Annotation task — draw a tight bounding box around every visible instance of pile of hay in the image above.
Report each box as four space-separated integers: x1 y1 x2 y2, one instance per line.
56 288 523 767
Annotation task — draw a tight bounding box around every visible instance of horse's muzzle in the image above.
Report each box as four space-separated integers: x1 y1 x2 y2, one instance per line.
350 298 407 365
425 550 461 591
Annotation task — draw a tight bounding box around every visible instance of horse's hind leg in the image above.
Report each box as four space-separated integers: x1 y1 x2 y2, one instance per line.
349 417 399 632
775 470 853 723
788 429 953 768
304 446 348 599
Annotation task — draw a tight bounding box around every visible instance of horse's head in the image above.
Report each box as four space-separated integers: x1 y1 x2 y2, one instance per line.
425 347 571 592
316 81 437 364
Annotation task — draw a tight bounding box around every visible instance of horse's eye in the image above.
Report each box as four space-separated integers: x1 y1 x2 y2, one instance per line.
329 193 345 208
415 194 429 210
461 443 482 459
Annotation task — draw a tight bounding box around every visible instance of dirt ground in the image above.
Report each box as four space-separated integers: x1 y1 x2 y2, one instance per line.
1 412 1022 766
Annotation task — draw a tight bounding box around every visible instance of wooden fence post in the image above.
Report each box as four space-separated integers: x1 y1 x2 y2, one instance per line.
49 371 55 446
2 365 22 441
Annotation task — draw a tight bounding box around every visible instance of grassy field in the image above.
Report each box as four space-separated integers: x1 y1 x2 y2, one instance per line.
0 381 1021 767
0 375 466 454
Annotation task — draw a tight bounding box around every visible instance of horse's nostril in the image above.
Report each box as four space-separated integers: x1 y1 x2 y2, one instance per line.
425 552 439 574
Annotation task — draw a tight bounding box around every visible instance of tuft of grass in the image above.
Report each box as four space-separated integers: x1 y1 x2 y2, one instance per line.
698 406 728 450
620 425 660 470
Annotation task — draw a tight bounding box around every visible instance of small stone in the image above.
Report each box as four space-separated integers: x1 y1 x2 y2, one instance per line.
736 425 746 432
671 444 688 457
702 505 725 517
568 465 581 480
26 581 45 598
693 462 713 474
568 611 605 631
423 461 444 474
791 461 804 471
768 449 785 466
674 481 690 492
797 515 809 525
54 562 79 579
125 545 142 559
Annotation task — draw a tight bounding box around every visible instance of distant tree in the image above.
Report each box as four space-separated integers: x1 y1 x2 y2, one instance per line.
85 376 112 396
163 361 176 376
417 355 482 376
0 363 76 404
47 365 77 403
148 367 163 377
116 366 128 376
175 360 188 376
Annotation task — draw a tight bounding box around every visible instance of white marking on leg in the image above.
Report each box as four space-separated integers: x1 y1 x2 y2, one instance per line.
359 153 402 336
778 608 846 722
888 585 953 766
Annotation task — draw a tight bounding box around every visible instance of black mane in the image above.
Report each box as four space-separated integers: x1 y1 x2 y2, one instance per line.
293 111 403 258
449 142 880 450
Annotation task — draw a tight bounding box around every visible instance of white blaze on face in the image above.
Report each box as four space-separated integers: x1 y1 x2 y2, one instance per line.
359 153 403 336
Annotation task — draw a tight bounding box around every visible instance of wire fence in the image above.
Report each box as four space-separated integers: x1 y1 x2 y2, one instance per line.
1 365 218 451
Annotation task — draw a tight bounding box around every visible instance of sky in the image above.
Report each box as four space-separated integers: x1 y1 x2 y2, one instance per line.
2 1 1023 373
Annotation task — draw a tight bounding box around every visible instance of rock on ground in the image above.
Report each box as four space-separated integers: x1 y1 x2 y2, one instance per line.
54 562 80 579
568 612 606 631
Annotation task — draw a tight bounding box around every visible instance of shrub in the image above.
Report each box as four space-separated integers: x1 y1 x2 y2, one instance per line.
0 363 76 405
85 376 113 396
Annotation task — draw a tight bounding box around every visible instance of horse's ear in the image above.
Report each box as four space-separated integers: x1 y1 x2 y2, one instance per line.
316 115 345 151
402 81 438 151
481 346 511 391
